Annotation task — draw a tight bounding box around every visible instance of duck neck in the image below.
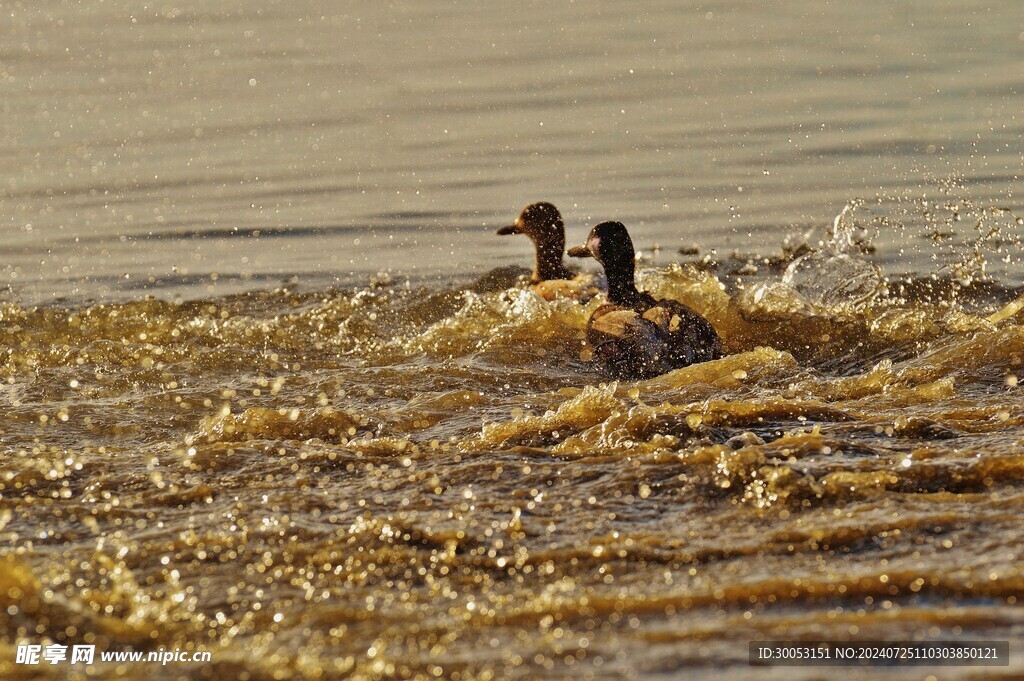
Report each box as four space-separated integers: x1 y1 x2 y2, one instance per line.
533 235 571 282
605 259 641 305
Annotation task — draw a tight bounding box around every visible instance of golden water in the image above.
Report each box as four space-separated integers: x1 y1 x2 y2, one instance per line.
2 213 1023 678
4 0 1024 678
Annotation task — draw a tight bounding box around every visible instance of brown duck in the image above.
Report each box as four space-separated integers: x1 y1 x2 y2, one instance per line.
568 221 722 378
497 202 602 301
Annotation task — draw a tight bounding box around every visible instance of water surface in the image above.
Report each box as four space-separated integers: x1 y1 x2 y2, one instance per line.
2 2 1024 680
2 0 1022 301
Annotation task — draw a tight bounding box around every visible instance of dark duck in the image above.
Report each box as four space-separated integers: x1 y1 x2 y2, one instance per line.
497 202 602 301
568 221 723 378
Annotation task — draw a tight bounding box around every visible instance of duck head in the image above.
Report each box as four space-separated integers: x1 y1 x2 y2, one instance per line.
568 221 640 304
497 202 573 282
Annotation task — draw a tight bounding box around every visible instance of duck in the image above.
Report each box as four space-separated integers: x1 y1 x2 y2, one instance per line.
497 202 602 301
568 220 722 378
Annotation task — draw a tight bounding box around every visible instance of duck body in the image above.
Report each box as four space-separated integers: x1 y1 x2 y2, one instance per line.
586 290 721 379
533 271 604 303
570 221 722 379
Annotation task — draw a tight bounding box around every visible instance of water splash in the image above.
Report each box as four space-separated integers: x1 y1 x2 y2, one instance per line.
782 201 888 309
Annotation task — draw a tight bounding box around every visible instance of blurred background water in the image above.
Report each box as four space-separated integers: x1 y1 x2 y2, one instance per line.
2 0 1022 302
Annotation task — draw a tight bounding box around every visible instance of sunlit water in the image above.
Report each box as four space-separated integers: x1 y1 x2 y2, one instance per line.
2 1 1024 680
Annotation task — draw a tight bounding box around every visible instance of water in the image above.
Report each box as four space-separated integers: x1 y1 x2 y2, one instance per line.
3 0 1023 301
2 1 1024 680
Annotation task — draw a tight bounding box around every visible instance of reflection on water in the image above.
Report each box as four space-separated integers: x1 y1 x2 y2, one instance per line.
2 1 1024 680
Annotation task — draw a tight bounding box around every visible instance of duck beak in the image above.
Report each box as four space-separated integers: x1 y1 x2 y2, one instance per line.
496 224 521 236
567 245 593 258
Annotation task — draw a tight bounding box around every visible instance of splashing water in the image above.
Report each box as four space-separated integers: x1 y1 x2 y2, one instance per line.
2 209 1023 679
782 201 888 309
